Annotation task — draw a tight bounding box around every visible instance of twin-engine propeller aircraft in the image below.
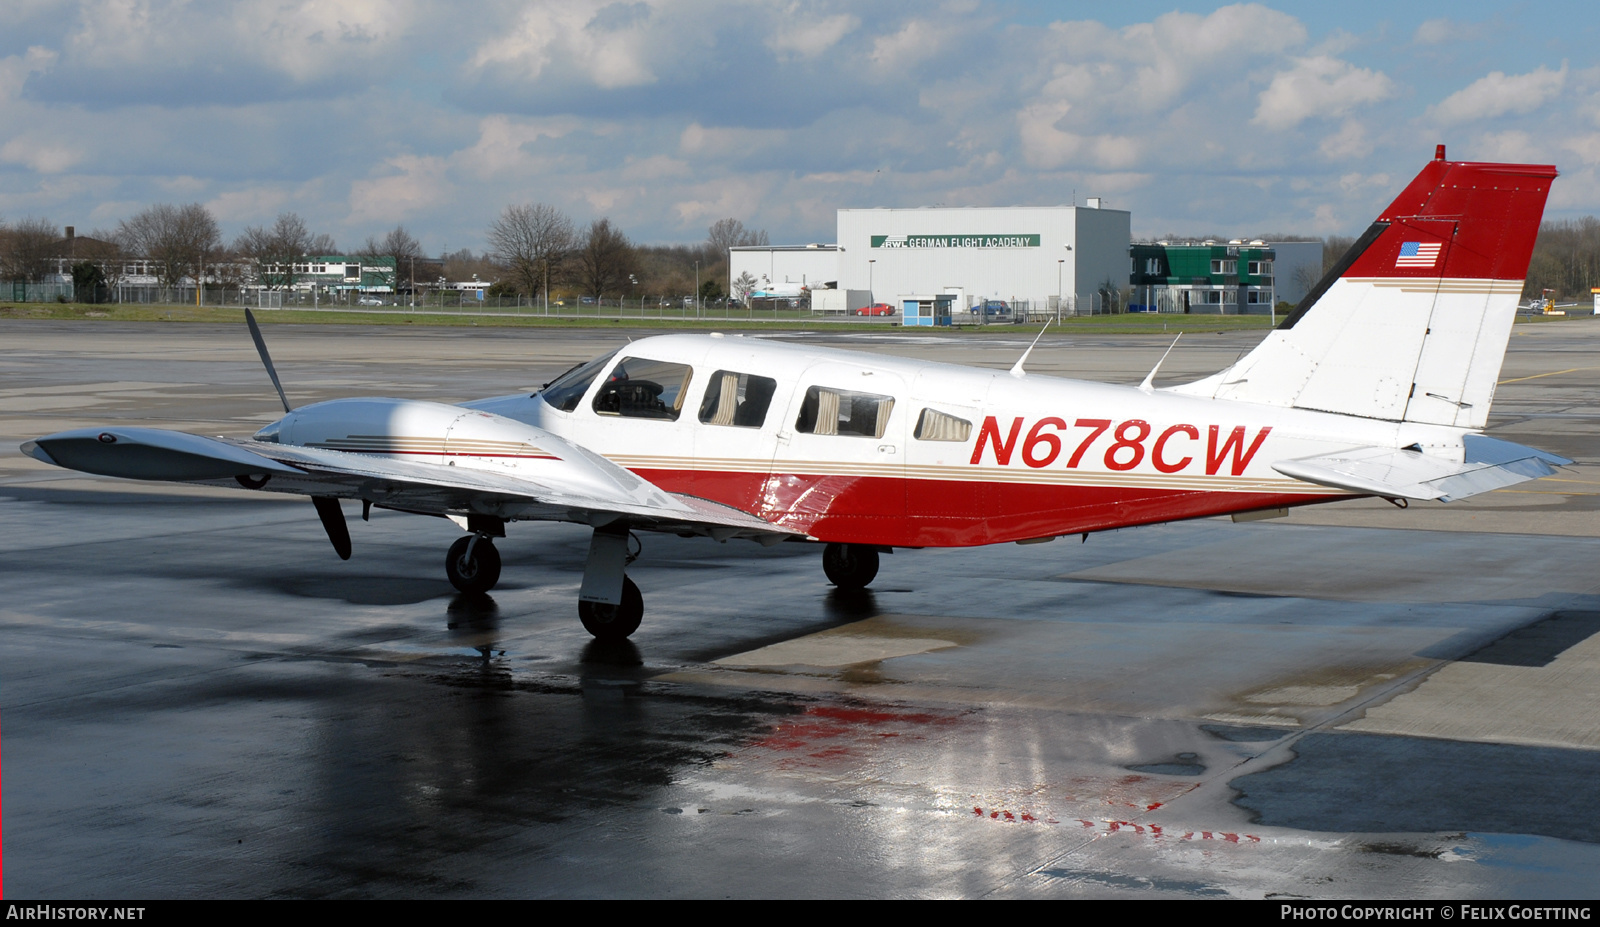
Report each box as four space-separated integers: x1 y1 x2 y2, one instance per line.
24 148 1570 641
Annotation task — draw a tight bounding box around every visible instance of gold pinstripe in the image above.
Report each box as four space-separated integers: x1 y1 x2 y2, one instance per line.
606 454 1343 495
1344 277 1524 295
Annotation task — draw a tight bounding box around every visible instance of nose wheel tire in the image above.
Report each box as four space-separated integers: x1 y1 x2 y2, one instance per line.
823 542 879 589
579 576 643 640
446 535 502 594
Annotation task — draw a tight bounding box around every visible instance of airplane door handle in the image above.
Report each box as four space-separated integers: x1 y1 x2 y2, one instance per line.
878 444 896 454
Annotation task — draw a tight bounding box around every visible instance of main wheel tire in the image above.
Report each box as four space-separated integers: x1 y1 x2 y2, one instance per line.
579 576 643 641
822 542 879 589
445 535 502 594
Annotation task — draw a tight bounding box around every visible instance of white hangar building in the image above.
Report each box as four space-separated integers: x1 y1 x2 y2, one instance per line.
730 201 1132 315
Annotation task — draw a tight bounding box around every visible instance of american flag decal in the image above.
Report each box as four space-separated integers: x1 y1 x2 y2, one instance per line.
1396 241 1442 268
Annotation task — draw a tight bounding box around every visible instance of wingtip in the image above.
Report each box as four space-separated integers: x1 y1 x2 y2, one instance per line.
20 439 55 465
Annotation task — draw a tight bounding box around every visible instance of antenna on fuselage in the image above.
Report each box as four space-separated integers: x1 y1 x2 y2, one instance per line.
1009 320 1053 379
245 308 293 413
1138 334 1182 391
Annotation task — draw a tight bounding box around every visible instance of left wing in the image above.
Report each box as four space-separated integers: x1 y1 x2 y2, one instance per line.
23 426 796 543
1272 435 1569 502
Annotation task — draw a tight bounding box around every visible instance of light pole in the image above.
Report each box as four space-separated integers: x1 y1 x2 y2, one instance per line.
868 259 875 307
694 260 700 318
1057 259 1064 324
1063 243 1073 317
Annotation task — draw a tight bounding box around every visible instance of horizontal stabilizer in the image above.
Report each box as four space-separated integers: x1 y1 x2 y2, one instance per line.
1272 435 1569 502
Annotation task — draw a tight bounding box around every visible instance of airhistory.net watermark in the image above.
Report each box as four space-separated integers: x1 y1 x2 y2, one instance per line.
5 908 146 921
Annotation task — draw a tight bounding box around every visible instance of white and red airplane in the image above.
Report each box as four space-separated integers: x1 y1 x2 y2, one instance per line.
23 148 1568 641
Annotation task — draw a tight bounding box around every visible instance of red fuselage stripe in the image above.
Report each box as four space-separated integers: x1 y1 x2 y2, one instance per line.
627 466 1342 548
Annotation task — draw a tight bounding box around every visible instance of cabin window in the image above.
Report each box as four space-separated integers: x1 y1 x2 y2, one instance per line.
914 408 972 442
593 357 693 420
699 371 778 428
795 386 895 438
539 350 619 412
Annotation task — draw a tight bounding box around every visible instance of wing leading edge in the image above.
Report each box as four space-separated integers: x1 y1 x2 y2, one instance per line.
23 425 797 543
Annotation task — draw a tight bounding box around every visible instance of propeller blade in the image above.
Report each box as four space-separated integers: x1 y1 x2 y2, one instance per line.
245 308 293 413
311 496 352 561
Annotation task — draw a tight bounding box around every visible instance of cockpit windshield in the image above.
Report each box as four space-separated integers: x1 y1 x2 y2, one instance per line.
539 349 619 413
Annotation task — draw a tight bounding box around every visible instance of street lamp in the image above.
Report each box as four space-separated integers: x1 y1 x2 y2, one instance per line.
1057 259 1065 323
868 259 875 305
1063 243 1073 317
694 260 700 318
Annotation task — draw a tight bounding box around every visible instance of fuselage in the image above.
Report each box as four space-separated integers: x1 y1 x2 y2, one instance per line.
424 333 1474 547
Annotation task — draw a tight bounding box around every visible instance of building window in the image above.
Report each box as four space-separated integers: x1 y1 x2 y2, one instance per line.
1248 260 1273 277
1210 259 1238 275
1145 257 1161 275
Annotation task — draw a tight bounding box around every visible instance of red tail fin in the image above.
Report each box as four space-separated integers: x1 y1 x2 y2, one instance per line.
1346 151 1556 282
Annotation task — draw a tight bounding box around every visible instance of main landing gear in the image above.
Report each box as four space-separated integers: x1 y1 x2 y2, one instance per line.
579 576 643 641
445 533 502 595
442 518 648 642
823 542 879 590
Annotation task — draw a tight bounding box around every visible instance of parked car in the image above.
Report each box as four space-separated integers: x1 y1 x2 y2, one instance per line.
856 302 895 316
357 297 384 306
972 299 1010 317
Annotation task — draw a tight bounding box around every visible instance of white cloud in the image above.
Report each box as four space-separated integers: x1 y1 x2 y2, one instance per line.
871 18 962 70
1561 134 1600 166
469 0 661 90
1413 18 1487 45
1429 65 1567 125
206 188 291 225
48 0 416 88
0 46 57 101
457 115 584 178
1320 119 1373 160
1016 101 1139 170
678 122 786 158
0 135 84 173
348 155 452 225
1470 130 1542 163
766 11 858 60
1253 56 1396 130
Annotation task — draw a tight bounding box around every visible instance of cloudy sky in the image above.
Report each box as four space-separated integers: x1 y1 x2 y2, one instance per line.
2 1 1596 254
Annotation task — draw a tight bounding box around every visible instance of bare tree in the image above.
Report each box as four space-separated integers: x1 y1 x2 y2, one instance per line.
487 204 574 303
707 217 769 253
363 225 422 299
116 203 221 288
575 218 634 301
2 216 60 283
1527 217 1600 299
731 270 757 304
234 212 317 289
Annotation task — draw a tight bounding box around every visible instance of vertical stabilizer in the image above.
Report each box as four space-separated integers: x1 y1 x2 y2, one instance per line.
1174 151 1557 429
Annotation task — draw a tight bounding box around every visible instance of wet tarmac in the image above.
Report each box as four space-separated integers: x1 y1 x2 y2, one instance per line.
3 319 1600 898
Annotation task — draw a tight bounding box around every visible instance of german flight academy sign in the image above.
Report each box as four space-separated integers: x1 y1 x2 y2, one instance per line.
871 235 1041 249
